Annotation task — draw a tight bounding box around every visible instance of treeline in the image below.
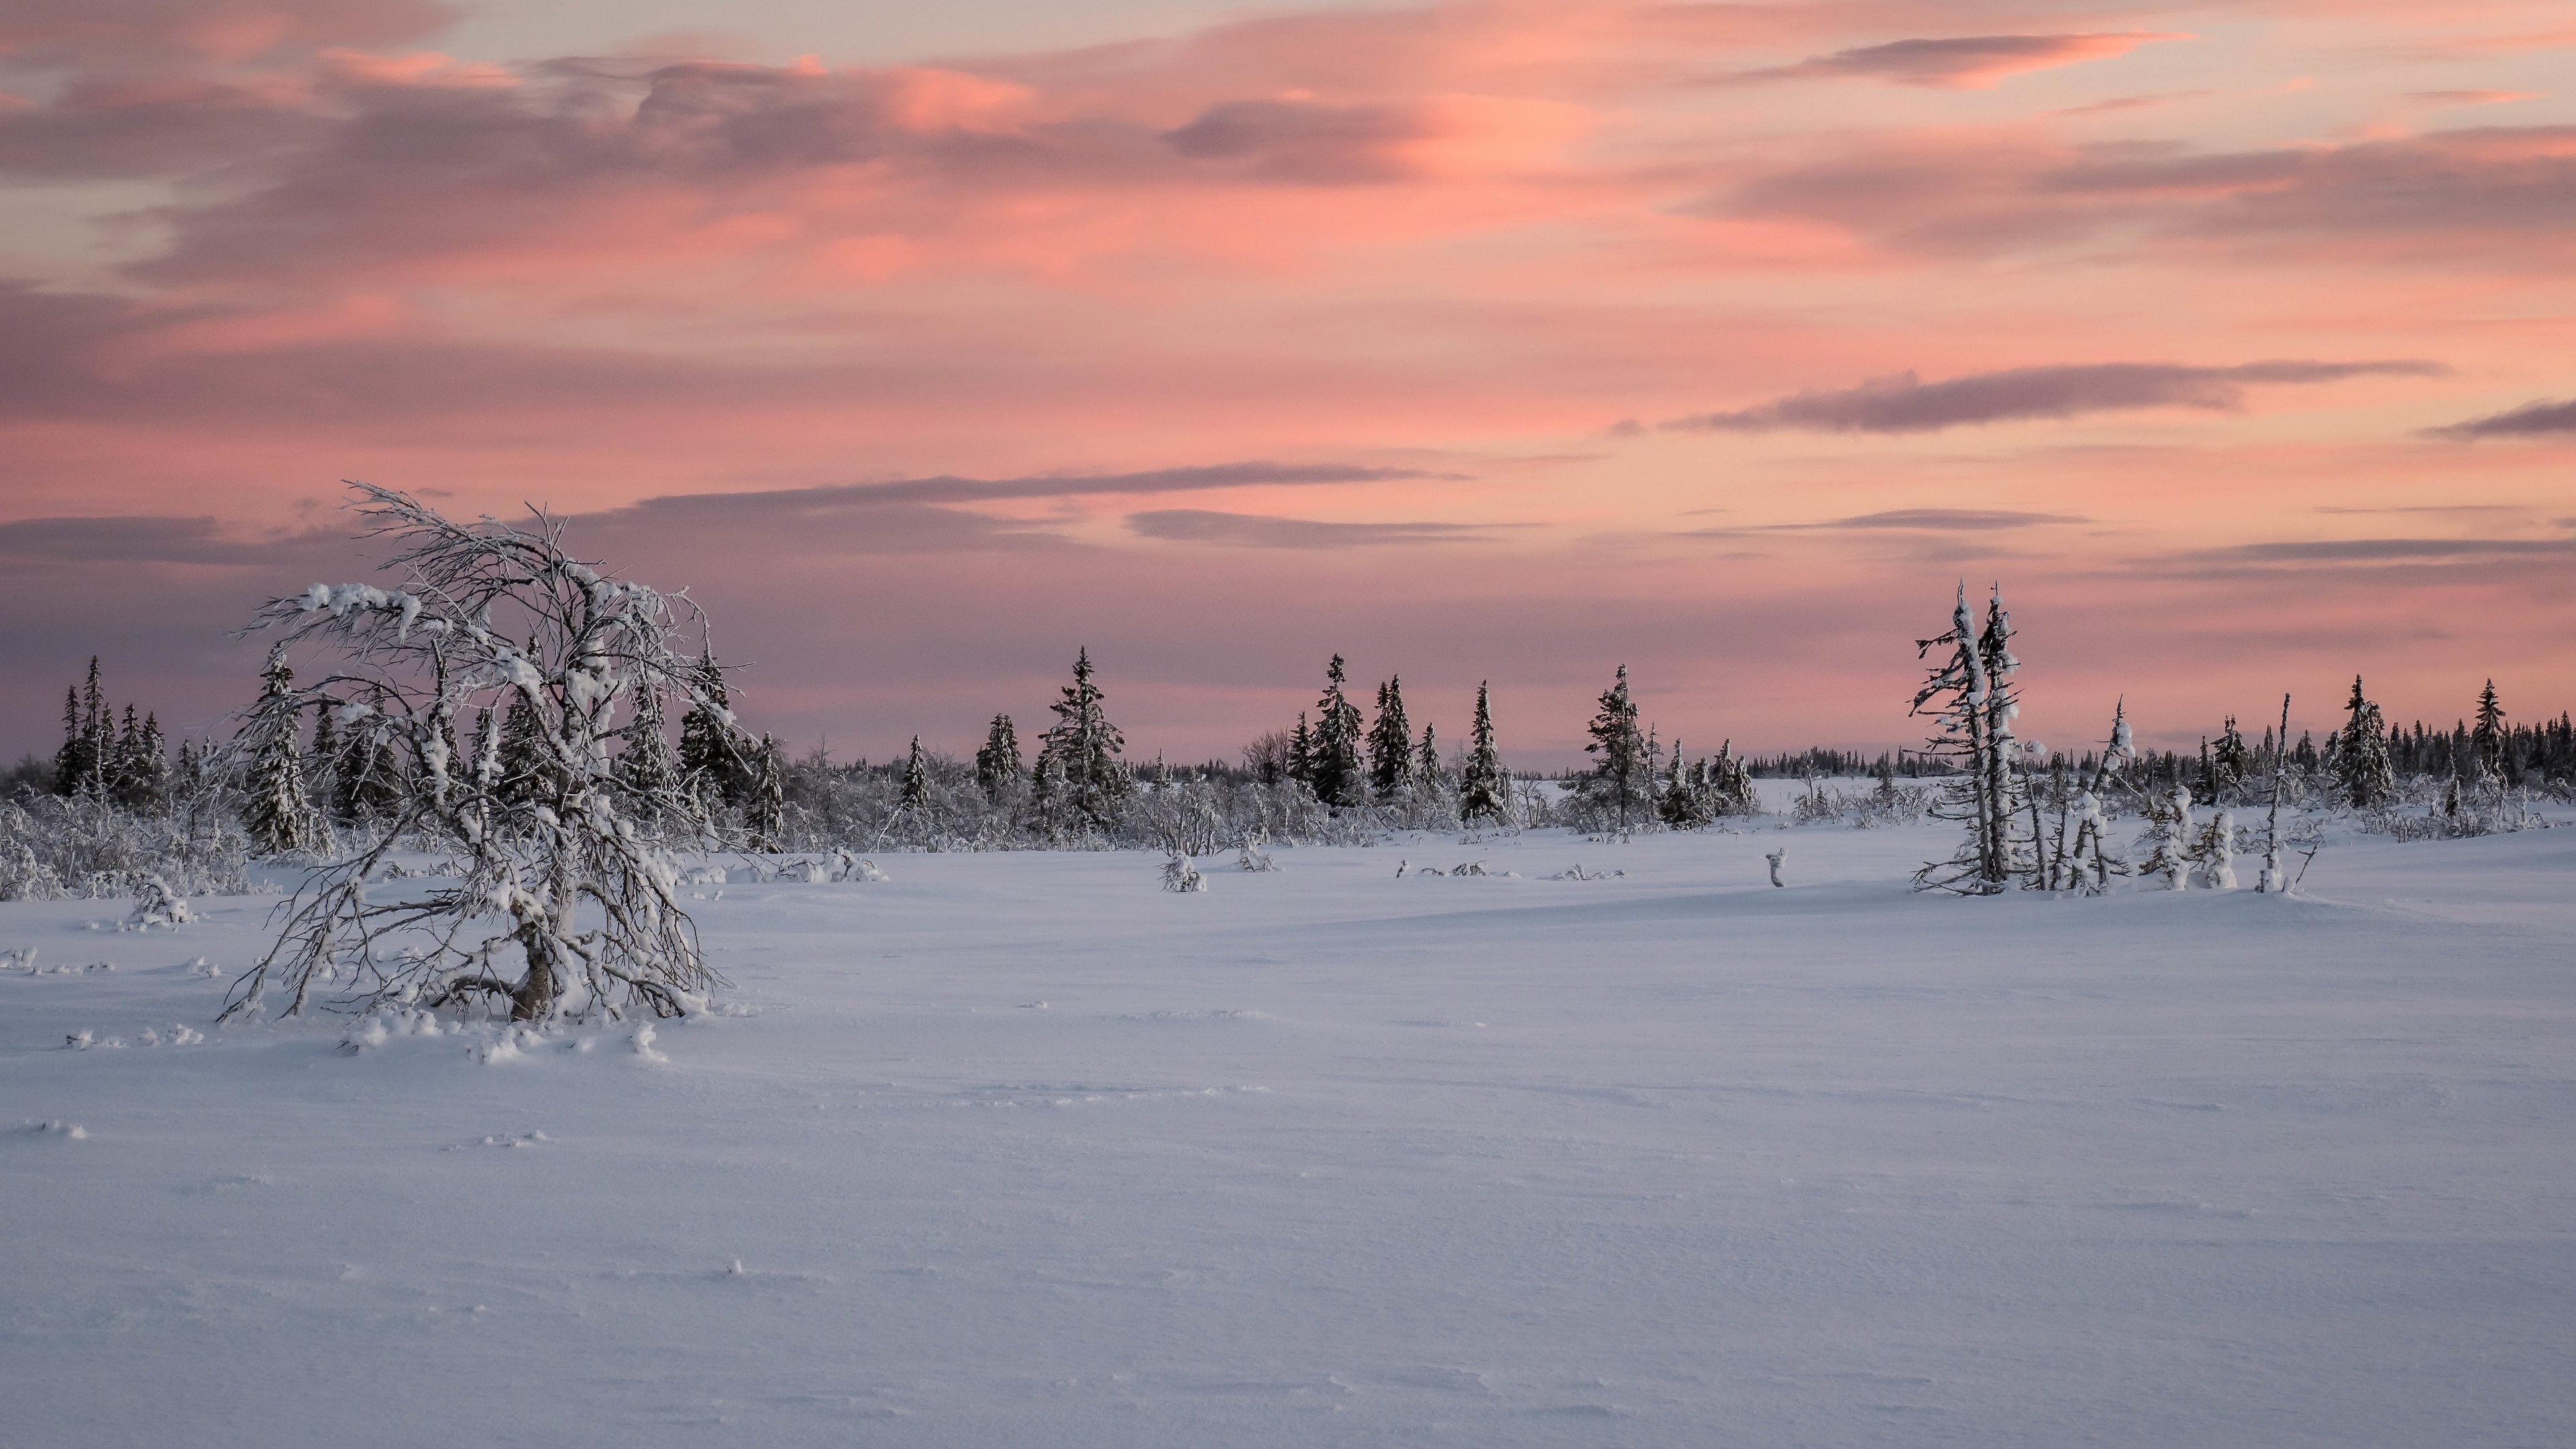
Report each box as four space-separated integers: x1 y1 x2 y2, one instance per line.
7 645 2571 873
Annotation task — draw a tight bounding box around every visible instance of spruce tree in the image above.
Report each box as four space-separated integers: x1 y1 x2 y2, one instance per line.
614 681 676 806
1415 722 1442 794
1036 647 1128 832
52 685 88 795
900 735 930 810
1658 739 1711 828
2325 675 2394 808
307 698 340 815
676 649 741 815
975 714 1022 803
1366 676 1414 800
2472 680 2506 773
240 650 325 855
745 734 786 849
1307 656 1366 808
1458 681 1508 824
2212 716 2248 800
1910 584 2026 894
1580 664 1649 831
1287 712 1313 789
335 718 405 822
496 688 548 809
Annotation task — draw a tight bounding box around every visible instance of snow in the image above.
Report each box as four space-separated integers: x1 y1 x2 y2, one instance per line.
5 816 2575 1446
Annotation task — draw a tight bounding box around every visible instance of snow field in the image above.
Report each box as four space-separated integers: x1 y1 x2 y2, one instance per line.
4 820 2574 1447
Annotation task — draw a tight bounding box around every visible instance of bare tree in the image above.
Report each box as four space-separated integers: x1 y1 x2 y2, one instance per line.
219 482 750 1024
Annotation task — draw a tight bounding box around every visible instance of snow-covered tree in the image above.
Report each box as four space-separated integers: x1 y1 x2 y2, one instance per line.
331 710 407 822
974 714 1022 803
1580 665 1650 831
613 680 676 808
1911 584 2029 894
745 733 786 849
1657 739 1710 828
1035 647 1128 833
900 735 930 812
219 482 749 1024
1287 712 1313 790
1307 656 1367 809
676 649 742 820
1414 722 1443 796
2257 693 2292 894
1367 676 1414 800
305 696 339 814
2049 699 2133 893
2192 808 2237 890
2211 716 2248 800
1458 681 1509 824
2137 784 2194 890
237 649 325 857
54 659 117 798
2325 676 2393 808
110 707 172 812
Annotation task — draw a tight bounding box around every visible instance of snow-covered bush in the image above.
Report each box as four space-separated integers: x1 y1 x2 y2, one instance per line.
0 796 253 901
1160 853 1206 893
124 876 192 929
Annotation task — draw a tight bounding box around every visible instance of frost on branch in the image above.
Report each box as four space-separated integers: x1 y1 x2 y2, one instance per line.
219 482 756 1025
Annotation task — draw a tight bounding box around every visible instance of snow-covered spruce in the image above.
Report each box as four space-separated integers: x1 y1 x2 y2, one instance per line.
218 482 756 1024
1911 584 2031 894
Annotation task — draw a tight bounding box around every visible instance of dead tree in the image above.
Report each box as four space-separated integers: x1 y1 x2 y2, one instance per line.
219 482 750 1024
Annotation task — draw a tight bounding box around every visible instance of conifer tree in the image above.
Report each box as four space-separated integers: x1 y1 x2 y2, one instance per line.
1415 722 1442 794
676 649 741 816
1307 656 1367 808
1580 664 1650 831
496 688 548 809
900 735 930 811
1287 712 1313 788
2471 680 2507 775
53 685 89 795
2325 676 2394 808
239 649 325 856
614 681 676 806
2137 784 2195 890
1911 584 2027 894
2212 716 2249 800
975 714 1022 802
334 716 406 822
109 704 172 810
745 734 786 849
53 659 122 798
1658 739 1711 828
1036 647 1128 832
1366 676 1414 800
1458 681 1509 824
307 697 339 814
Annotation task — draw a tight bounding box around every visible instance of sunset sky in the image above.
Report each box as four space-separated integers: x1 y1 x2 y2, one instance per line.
3 0 2571 765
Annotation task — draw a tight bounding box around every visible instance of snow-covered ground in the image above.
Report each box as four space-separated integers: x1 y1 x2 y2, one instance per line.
6 816 2574 1447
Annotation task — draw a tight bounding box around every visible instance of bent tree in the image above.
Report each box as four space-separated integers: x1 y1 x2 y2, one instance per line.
220 482 750 1024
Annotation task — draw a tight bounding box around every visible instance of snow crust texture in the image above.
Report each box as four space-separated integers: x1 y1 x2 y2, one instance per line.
4 821 2574 1447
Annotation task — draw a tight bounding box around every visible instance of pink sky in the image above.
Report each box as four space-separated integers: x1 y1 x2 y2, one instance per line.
3 0 2571 765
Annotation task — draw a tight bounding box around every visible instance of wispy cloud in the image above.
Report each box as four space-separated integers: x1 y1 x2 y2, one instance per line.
2423 396 2576 439
1666 361 2445 434
0 515 337 564
1690 508 2088 535
1711 34 2187 91
1126 509 1498 549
